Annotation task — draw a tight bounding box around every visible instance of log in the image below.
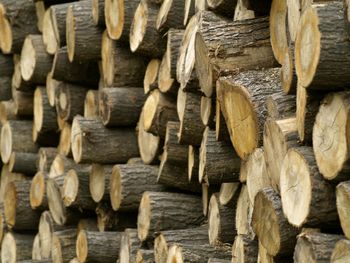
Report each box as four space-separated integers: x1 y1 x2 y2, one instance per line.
32 233 43 260
1 120 38 164
215 99 230 142
110 164 163 211
1 233 35 262
76 230 122 263
207 0 237 17
0 164 27 203
217 68 283 160
144 59 160 94
163 121 188 165
137 191 204 241
263 117 298 192
336 181 350 239
66 0 103 62
99 87 145 127
232 235 259 263
196 15 276 97
136 249 154 263
294 232 344 263
0 0 39 54
154 226 209 263
105 0 139 41
51 46 100 86
142 89 178 138
252 187 298 256
202 184 220 216
92 0 105 26
188 145 199 182
101 32 148 87
295 1 350 90
235 185 255 239
20 35 53 84
158 29 183 95
71 116 139 163
0 54 13 78
58 122 71 156
266 93 296 120
62 167 96 210
51 229 77 263
119 229 141 263
208 193 237 245
156 0 187 31
89 164 112 203
35 1 46 33
38 147 58 173
4 180 41 230
208 259 230 263
177 89 205 146
313 92 350 181
30 172 48 210
219 182 241 207
84 90 99 118
9 152 38 175
201 96 215 128
199 127 240 185
331 239 350 263
281 43 298 94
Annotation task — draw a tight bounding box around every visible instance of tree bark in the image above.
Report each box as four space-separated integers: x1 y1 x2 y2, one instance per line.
235 185 255 239
38 147 57 173
163 121 188 165
0 53 13 76
119 228 141 263
51 229 77 263
156 0 187 31
9 152 38 175
0 76 12 101
136 249 154 263
92 0 105 26
144 59 160 94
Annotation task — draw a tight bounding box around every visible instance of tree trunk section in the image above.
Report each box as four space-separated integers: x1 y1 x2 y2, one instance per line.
9 152 38 175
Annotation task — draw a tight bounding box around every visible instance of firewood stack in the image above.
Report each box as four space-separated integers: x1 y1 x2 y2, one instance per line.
0 0 349 262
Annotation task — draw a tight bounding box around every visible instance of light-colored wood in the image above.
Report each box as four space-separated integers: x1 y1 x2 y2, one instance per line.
1 232 35 262
336 181 350 240
144 59 160 94
92 0 105 26
331 239 350 263
235 185 255 239
232 235 259 263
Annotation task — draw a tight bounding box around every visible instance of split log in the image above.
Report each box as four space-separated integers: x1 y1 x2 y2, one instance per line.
66 1 103 62
142 89 178 138
99 87 145 127
46 72 62 106
156 0 187 31
208 193 237 245
336 181 350 239
235 185 255 239
0 77 12 101
188 145 199 182
252 187 298 256
119 229 141 263
130 0 166 57
9 152 38 175
136 249 154 263
105 0 139 41
4 180 41 230
266 93 296 120
313 92 350 181
199 127 240 185
154 226 209 263
92 0 105 26
201 96 215 127
51 47 100 86
62 167 96 210
144 59 160 94
158 29 183 95
30 171 49 210
1 233 35 262
217 68 283 160
177 89 205 146
101 32 148 87
331 239 350 263
1 120 38 164
89 164 112 203
263 117 298 192
71 116 139 163
137 191 204 241
295 1 350 90
84 90 99 118
294 232 344 263
0 53 14 77
185 0 197 24
0 0 39 54
196 15 276 97
138 111 163 164
163 121 188 165
246 148 271 206
20 35 53 84
207 0 237 17
202 184 220 216
51 229 77 263
58 122 71 156
110 164 163 211
76 230 122 263
231 235 258 263
38 147 58 173
219 182 241 207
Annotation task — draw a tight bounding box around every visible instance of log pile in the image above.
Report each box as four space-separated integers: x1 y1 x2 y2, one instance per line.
0 0 349 262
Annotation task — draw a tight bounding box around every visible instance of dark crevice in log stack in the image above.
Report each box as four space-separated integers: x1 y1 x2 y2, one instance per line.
207 0 237 17
9 152 38 175
188 145 200 183
1 233 35 262
137 191 205 241
156 0 187 32
266 93 296 120
119 228 141 263
144 59 160 94
89 164 113 203
233 0 255 21
337 181 350 240
219 182 241 207
92 0 105 26
232 235 259 263
199 127 240 185
84 90 100 118
51 229 77 263
249 0 272 16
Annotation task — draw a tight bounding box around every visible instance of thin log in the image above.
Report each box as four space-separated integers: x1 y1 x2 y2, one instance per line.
12 88 34 117
89 164 113 203
156 0 187 31
336 181 350 239
163 121 188 165
92 0 105 26
215 99 230 142
144 59 160 94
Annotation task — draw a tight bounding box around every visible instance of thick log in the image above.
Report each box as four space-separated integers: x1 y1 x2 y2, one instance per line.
0 100 17 124
294 232 344 263
235 185 255 239
233 0 255 21
201 96 215 128
130 0 166 57
137 191 204 241
313 92 350 181
232 235 258 263
49 155 85 180
1 120 38 164
9 152 38 175
281 43 298 94
144 59 160 94
142 89 178 138
66 1 103 62
217 68 283 160
295 1 350 90
156 0 187 31
199 127 240 185
52 47 100 86
0 53 14 77
101 32 148 87
20 35 53 84
89 164 112 203
99 87 145 127
84 90 99 118
336 181 350 239
38 147 58 173
266 93 296 120
207 0 237 17
154 226 209 263
71 116 139 163
1 233 35 262
76 230 122 263
263 117 298 192
51 229 77 263
30 172 49 210
188 145 199 182
92 0 104 26
196 15 276 97
119 228 141 263
252 187 298 256
4 180 41 230
331 239 350 262
0 0 39 54
58 122 71 157
110 164 163 211
158 29 183 95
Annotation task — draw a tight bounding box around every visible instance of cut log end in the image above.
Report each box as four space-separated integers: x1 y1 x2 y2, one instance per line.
76 230 88 263
129 0 148 52
89 164 106 203
66 6 75 62
143 90 160 132
137 192 151 241
166 245 182 263
105 0 124 40
62 169 79 207
208 194 220 245
84 90 99 118
101 30 115 87
219 183 240 206
20 36 36 82
0 4 13 54
158 50 174 93
30 172 46 209
110 166 122 210
71 117 83 164
1 233 16 263
1 122 12 163
4 182 16 228
58 122 71 156
144 59 160 94
281 47 296 94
